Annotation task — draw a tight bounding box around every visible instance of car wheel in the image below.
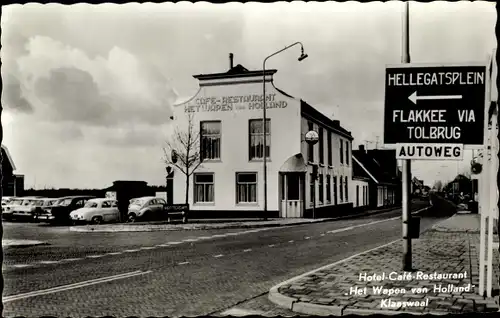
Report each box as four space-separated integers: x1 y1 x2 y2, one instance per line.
128 213 136 223
91 216 103 225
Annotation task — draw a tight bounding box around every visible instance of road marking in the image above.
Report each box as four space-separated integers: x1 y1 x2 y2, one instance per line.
183 238 199 242
86 255 104 258
268 244 276 247
178 261 190 265
123 249 140 253
198 236 212 240
156 244 170 247
288 240 294 243
3 270 152 303
219 308 269 316
320 234 325 236
327 227 354 234
61 258 83 262
11 264 31 268
168 241 183 245
213 254 224 258
107 252 122 255
140 247 156 250
39 261 59 264
305 236 311 239
225 233 239 236
211 234 227 238
243 249 252 252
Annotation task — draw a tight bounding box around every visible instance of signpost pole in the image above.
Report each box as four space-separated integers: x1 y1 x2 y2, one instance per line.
486 54 495 298
401 1 413 272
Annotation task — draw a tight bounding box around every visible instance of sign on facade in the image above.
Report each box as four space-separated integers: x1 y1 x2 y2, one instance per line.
184 94 288 113
384 64 487 160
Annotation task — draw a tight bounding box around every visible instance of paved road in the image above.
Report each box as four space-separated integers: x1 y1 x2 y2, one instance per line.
2 205 444 317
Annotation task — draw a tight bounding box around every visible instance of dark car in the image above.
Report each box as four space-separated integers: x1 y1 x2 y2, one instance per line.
45 196 96 224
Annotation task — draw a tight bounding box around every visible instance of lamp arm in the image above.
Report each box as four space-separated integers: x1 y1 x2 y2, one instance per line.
263 42 304 70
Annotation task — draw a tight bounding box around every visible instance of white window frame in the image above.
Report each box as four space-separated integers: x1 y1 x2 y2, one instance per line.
236 172 258 204
200 121 221 160
194 173 215 203
249 119 271 160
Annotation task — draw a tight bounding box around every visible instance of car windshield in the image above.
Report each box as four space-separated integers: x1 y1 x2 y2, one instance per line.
22 199 34 206
84 201 99 208
10 199 23 205
130 198 147 206
58 198 73 206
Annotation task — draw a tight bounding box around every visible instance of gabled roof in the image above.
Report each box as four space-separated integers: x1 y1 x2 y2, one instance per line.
2 145 16 171
352 151 398 186
300 100 353 140
193 64 277 81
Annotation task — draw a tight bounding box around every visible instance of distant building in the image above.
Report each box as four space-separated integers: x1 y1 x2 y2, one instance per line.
1 145 24 197
170 54 354 218
352 145 399 209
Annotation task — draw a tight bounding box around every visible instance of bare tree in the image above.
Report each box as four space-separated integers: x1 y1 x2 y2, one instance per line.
163 112 203 205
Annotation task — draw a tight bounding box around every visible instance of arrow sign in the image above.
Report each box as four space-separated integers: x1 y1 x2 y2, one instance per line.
408 91 463 105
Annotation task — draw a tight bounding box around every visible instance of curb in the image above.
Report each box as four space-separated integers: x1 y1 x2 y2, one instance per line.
69 204 430 233
267 206 433 316
2 242 49 248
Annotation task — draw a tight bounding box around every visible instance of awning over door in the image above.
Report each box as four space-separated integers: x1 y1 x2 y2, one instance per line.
279 153 307 173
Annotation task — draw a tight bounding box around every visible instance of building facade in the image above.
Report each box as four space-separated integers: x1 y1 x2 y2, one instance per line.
1 145 24 197
352 146 399 210
169 59 353 218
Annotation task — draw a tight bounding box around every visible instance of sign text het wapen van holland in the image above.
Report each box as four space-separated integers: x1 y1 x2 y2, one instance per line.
384 65 487 160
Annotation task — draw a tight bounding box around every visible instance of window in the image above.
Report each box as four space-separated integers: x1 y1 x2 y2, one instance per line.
318 174 324 204
318 127 324 164
102 201 111 208
307 121 314 162
340 140 344 164
236 173 258 203
84 201 98 208
333 176 338 205
194 173 215 203
346 142 350 166
345 176 349 202
111 201 118 208
309 173 315 206
201 121 221 160
327 132 332 166
356 185 359 207
249 119 270 160
326 175 331 203
339 177 343 202
363 186 366 206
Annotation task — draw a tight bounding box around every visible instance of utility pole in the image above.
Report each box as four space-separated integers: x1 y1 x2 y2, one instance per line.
401 1 413 272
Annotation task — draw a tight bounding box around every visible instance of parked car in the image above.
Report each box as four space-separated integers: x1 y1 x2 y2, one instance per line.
2 196 16 213
2 197 24 221
47 196 96 224
9 197 45 221
33 198 61 222
127 196 167 222
70 198 120 225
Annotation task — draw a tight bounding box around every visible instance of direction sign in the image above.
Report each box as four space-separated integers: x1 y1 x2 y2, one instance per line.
384 64 487 148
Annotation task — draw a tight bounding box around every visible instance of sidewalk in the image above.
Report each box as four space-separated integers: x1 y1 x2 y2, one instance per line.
268 213 500 316
68 203 424 233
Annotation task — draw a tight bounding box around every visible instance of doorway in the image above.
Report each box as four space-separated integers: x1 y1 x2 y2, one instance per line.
280 172 305 218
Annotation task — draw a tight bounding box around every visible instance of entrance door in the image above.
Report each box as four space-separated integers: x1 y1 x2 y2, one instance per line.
280 173 304 218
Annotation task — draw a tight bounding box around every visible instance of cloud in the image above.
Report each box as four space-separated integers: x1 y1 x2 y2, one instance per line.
15 36 177 128
2 74 33 113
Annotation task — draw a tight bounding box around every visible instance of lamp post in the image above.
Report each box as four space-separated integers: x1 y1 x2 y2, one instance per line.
305 130 319 218
262 42 308 220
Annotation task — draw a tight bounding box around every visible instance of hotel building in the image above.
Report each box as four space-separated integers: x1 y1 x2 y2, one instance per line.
169 56 354 218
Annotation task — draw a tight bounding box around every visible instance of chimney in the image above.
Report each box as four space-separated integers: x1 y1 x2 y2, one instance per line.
359 145 365 153
229 53 234 69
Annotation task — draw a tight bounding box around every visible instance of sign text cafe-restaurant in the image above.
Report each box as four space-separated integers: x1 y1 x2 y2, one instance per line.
168 55 354 219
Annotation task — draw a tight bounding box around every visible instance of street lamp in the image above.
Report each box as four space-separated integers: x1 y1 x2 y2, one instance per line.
262 42 308 220
304 130 319 218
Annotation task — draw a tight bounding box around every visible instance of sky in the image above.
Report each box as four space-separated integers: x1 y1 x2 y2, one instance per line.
1 1 497 189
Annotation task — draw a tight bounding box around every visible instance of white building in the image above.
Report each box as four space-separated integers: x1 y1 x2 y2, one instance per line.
169 57 353 218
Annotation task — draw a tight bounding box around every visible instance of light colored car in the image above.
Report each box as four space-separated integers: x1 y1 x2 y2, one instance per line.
2 197 16 212
9 197 45 221
2 198 23 220
70 198 120 225
127 196 167 222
